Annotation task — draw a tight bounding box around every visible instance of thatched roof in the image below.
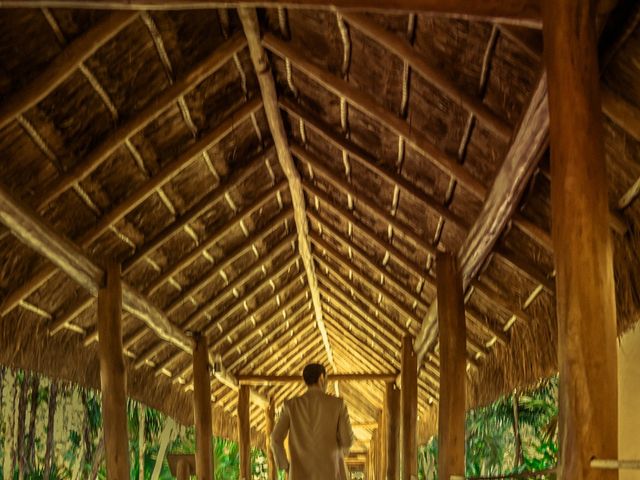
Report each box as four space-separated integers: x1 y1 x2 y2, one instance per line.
0 1 639 447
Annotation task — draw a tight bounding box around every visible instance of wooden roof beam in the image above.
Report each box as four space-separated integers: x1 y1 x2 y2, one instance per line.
339 12 512 141
240 7 334 367
0 11 138 130
34 31 248 211
285 107 468 231
134 251 297 368
1 97 262 317
0 1 544 27
414 74 549 359
123 144 272 274
263 33 487 199
0 182 192 351
225 312 315 373
238 373 396 384
161 277 308 381
178 286 312 385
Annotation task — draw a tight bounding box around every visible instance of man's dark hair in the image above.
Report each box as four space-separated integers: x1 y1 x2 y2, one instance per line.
302 363 326 385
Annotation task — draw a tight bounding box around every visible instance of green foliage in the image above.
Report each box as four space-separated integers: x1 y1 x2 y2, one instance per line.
419 376 559 480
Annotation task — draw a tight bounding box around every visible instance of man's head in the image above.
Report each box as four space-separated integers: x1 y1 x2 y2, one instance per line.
302 363 326 391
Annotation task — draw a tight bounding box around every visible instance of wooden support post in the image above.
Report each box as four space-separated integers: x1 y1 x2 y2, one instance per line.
542 1 618 480
436 251 467 480
98 261 130 480
400 335 417 480
193 334 213 480
238 385 251 480
177 460 191 480
385 381 400 480
266 401 278 480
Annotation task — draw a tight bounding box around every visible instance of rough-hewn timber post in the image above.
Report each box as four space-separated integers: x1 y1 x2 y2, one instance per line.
543 1 619 480
436 251 467 480
97 261 130 479
266 401 278 480
193 334 213 480
385 381 400 480
401 335 417 480
239 385 251 480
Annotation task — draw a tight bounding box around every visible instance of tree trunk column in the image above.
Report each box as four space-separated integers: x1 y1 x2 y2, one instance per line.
436 251 467 480
266 401 278 480
193 334 213 480
385 381 400 480
400 335 417 480
543 2 619 480
239 385 251 480
97 261 130 480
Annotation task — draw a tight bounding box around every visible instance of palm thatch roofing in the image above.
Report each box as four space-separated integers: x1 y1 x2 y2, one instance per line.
0 0 639 448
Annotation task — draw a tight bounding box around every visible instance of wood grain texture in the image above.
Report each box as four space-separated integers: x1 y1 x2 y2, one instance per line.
238 385 251 480
98 261 130 480
266 402 277 480
0 1 542 27
193 335 213 480
239 7 334 366
436 252 466 480
0 12 137 130
543 1 618 479
385 381 400 480
400 335 417 480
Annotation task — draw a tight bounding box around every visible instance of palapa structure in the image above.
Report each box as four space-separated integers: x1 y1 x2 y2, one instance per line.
0 1 639 479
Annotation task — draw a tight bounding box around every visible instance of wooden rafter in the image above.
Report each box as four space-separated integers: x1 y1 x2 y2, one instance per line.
240 7 334 366
178 285 311 385
0 1 543 27
339 12 512 141
0 11 138 130
264 33 487 198
1 98 262 317
135 251 297 368
238 373 396 383
0 182 192 351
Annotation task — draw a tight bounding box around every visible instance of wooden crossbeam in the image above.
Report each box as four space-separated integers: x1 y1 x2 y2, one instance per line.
283 102 468 231
225 312 314 373
177 285 311 385
305 184 429 284
240 7 334 366
264 33 487 198
0 12 137 130
237 373 396 383
1 98 262 317
135 249 297 368
123 143 270 274
34 31 248 211
313 236 422 331
144 180 286 295
0 183 192 350
339 12 512 141
0 1 543 27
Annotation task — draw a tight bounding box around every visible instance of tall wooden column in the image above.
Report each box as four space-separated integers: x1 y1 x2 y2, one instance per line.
543 1 618 480
238 385 251 480
193 334 213 480
436 251 467 480
97 261 130 480
385 381 400 480
400 335 417 480
266 401 278 480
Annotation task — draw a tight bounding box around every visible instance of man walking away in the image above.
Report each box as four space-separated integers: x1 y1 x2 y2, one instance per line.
271 363 355 479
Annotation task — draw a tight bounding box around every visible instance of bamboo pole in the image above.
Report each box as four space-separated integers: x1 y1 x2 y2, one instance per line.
238 385 251 480
98 261 130 480
436 252 467 480
193 334 213 480
542 1 619 480
400 336 417 480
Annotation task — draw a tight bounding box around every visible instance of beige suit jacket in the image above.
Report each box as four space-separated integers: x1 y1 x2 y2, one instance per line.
271 387 355 480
